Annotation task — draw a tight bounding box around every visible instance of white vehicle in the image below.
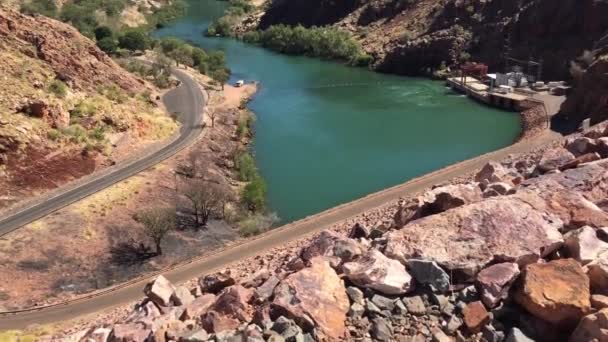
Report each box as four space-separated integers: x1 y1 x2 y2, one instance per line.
235 80 245 87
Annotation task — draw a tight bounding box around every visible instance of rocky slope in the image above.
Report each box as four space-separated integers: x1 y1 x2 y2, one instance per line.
59 123 608 341
558 44 608 128
0 8 176 208
257 0 608 81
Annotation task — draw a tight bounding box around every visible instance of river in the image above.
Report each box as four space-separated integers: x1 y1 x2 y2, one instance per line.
155 0 521 223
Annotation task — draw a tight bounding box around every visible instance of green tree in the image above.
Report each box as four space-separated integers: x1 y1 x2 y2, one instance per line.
97 37 118 54
137 208 176 256
211 68 230 90
94 26 114 41
242 176 267 211
119 30 151 52
159 37 184 54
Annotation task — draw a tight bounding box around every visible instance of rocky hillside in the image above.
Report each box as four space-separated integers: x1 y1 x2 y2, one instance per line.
60 123 608 341
257 0 608 81
558 44 608 128
0 8 176 208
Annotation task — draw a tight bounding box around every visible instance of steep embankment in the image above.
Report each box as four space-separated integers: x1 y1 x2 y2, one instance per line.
258 0 608 81
57 123 608 341
558 45 608 128
0 8 176 208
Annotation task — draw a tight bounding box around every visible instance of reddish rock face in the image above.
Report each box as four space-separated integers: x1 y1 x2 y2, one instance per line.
0 9 146 93
569 309 608 342
384 195 563 278
462 301 490 333
201 310 241 334
271 258 349 340
475 262 520 308
515 259 591 327
475 161 513 184
342 249 414 295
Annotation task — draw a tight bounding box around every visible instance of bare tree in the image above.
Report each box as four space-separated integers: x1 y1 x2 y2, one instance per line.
209 109 218 128
182 180 229 228
137 208 176 256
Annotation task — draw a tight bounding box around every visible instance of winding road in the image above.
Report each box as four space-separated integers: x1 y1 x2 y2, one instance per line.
0 68 205 239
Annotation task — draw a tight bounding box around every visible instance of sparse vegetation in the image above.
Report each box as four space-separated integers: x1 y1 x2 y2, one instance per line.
238 212 279 237
135 207 176 256
48 80 68 98
182 180 229 228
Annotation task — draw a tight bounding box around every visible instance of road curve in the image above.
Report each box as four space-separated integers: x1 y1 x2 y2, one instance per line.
0 129 560 329
0 68 205 238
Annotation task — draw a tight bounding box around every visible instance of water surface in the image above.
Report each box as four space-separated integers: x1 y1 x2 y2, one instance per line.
155 0 521 223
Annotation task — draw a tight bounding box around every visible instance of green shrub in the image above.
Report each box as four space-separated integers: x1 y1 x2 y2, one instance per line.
47 129 61 141
70 101 97 121
251 25 363 62
94 26 114 40
350 53 373 67
235 151 256 181
48 80 68 98
97 37 118 54
238 212 279 237
399 30 415 43
20 0 57 17
61 124 88 143
118 29 151 51
89 127 106 141
102 84 127 103
242 176 267 211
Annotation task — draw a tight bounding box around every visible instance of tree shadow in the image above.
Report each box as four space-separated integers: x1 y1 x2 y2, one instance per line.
109 240 156 266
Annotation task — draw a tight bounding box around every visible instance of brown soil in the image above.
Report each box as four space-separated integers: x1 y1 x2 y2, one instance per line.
0 71 257 311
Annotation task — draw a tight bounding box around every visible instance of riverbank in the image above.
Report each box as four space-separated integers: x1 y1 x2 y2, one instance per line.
0 64 259 312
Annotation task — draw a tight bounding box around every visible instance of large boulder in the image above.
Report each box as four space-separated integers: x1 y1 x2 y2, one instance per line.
537 148 576 173
569 309 608 342
565 137 598 156
271 258 349 340
300 231 363 264
342 249 415 295
475 161 512 184
475 262 520 308
144 275 176 307
198 272 235 294
515 182 608 232
564 226 608 264
180 293 217 321
110 324 152 342
462 301 490 333
384 195 563 278
587 252 608 295
422 183 483 214
210 285 254 322
515 259 591 327
406 259 450 293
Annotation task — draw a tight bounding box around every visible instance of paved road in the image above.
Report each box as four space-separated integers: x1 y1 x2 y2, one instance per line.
0 68 205 239
0 128 561 329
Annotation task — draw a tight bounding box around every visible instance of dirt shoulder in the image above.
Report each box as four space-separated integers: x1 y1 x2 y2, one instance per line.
0 69 257 312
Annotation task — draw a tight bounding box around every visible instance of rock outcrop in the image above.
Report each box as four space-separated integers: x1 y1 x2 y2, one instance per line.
385 194 563 278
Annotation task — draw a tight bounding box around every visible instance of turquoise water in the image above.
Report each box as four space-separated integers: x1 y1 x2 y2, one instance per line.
155 0 521 223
